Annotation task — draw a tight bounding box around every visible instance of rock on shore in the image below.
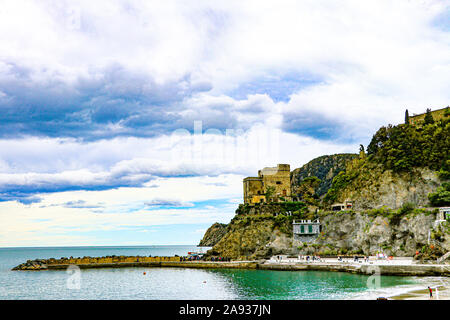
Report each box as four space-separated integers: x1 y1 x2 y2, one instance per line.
13 259 48 270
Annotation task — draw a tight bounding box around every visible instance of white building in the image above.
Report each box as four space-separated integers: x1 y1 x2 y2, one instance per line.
293 219 321 242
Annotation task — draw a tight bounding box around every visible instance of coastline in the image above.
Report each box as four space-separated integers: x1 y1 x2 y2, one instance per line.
9 254 450 300
13 256 450 277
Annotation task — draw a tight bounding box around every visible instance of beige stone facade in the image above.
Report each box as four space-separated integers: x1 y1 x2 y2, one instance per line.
243 164 291 205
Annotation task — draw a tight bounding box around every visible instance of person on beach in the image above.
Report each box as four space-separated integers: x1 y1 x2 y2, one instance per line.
428 286 433 299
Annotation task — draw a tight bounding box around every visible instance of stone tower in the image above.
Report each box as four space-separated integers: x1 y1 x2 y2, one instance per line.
243 164 291 205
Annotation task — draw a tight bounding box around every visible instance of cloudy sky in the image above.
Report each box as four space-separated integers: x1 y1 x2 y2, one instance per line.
0 0 449 247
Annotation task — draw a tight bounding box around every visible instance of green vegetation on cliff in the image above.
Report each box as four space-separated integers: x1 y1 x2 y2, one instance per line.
293 176 321 206
291 153 357 197
322 159 363 205
324 114 449 209
203 108 450 260
367 114 449 173
199 223 228 247
235 201 308 217
428 182 450 206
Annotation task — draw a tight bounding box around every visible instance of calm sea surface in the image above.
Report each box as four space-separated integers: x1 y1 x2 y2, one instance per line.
0 246 429 300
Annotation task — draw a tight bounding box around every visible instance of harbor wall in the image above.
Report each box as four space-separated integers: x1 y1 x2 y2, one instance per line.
12 257 450 276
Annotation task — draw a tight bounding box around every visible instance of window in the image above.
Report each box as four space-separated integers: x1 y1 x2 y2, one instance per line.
308 225 313 233
276 181 281 185
300 225 304 234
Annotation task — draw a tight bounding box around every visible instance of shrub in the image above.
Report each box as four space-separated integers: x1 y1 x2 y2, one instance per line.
273 214 288 227
323 170 359 204
398 202 415 215
366 206 392 217
367 116 449 173
428 182 450 206
281 201 307 212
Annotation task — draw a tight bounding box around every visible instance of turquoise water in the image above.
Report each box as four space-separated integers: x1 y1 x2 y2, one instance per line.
0 246 422 300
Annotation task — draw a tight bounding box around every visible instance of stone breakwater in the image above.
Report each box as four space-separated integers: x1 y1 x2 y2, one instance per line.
12 255 182 270
11 256 450 276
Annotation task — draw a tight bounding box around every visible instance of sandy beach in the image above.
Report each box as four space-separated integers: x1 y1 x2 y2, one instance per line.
389 278 450 300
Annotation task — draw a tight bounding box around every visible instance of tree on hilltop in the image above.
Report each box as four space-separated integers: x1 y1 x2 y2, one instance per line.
424 108 435 125
445 106 450 117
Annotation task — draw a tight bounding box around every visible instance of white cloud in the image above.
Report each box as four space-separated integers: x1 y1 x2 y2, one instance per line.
0 1 448 143
0 174 241 246
0 127 355 200
0 0 449 246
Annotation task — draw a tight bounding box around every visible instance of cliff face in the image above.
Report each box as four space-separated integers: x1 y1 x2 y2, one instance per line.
203 116 450 260
208 214 295 260
291 153 357 197
312 211 449 257
198 223 228 247
324 158 442 210
207 210 449 260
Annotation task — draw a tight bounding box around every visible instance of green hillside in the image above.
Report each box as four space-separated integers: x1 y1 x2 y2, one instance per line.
324 111 450 208
291 153 357 198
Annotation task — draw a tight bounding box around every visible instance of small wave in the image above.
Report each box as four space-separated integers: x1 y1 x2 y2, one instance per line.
347 277 449 300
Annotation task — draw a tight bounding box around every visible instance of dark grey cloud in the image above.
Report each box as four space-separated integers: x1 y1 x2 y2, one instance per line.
0 192 42 205
282 111 347 141
0 62 215 140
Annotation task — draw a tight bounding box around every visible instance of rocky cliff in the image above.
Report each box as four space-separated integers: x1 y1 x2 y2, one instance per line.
324 158 443 210
203 113 449 260
291 153 357 197
207 209 449 260
198 223 228 246
312 210 449 258
208 213 295 260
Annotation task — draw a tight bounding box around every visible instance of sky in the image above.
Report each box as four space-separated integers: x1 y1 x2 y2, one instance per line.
0 0 449 247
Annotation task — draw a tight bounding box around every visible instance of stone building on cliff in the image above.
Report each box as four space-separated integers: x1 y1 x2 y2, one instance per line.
243 164 291 205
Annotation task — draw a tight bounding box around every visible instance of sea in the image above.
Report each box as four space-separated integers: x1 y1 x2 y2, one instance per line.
0 245 439 300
